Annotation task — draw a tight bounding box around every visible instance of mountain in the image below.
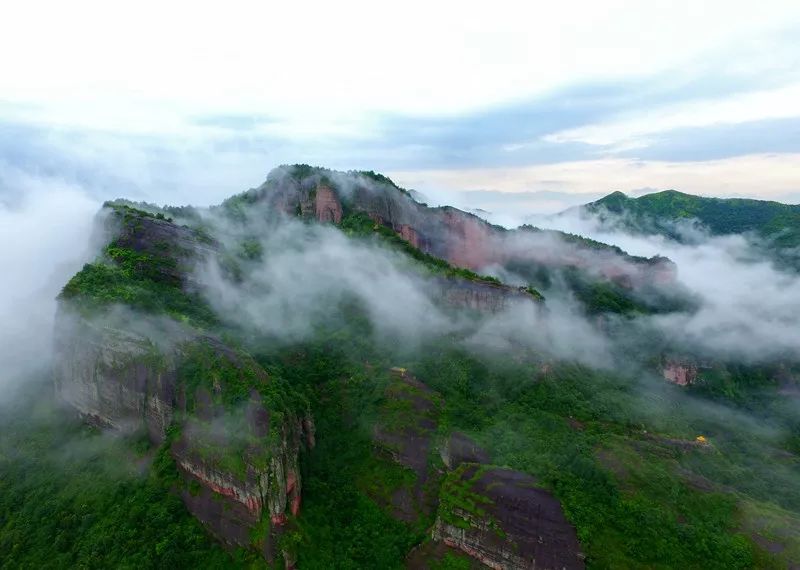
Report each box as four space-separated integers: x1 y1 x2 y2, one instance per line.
2 165 800 569
585 189 800 268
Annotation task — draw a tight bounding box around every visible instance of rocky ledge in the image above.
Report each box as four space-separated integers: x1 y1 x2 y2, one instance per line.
54 309 312 566
434 463 585 570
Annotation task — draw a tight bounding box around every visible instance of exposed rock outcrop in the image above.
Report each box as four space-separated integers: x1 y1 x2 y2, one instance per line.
433 464 585 570
54 308 312 563
253 166 675 291
314 184 343 224
440 432 490 470
106 204 218 287
398 223 422 248
372 367 443 522
663 359 698 386
53 309 180 442
435 276 536 313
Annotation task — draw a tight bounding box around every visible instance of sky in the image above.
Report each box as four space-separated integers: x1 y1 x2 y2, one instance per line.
1 0 799 215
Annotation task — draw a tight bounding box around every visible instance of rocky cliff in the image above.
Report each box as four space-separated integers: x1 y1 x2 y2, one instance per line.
433 463 585 570
54 309 312 564
663 360 698 386
54 201 317 566
434 276 538 313
53 308 180 441
369 369 584 570
245 165 674 291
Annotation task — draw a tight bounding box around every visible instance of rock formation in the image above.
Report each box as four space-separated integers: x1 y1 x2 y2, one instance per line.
371 370 584 570
53 174 588 567
440 432 490 470
54 311 312 564
434 276 537 313
250 166 673 290
372 367 443 522
433 464 585 570
663 359 698 386
313 184 343 224
54 204 314 565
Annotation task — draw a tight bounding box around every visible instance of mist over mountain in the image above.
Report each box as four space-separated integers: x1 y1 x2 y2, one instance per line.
1 164 799 569
3 1 800 566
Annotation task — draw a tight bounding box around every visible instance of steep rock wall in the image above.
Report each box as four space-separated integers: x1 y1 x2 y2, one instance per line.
53 308 312 562
53 309 177 442
434 276 535 313
314 184 343 224
433 464 585 570
254 167 674 291
662 359 698 386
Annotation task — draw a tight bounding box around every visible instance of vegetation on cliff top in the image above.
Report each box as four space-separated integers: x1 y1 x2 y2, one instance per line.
59 253 216 327
59 207 217 327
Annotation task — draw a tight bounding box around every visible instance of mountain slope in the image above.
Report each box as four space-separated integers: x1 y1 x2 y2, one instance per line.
585 190 800 268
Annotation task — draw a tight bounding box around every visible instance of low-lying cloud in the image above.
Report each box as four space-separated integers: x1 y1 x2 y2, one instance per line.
0 167 98 397
537 208 800 362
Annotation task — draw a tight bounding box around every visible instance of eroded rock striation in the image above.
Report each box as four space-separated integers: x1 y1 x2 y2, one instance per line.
247 165 674 291
54 311 312 563
433 464 585 570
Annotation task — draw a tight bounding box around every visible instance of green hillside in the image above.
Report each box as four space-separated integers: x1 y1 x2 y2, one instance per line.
587 190 800 257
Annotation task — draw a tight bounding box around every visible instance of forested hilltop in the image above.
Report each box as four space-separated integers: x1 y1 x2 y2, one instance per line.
584 189 800 270
2 165 799 569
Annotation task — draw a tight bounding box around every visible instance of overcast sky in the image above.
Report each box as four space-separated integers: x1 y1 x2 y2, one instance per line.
1 0 799 214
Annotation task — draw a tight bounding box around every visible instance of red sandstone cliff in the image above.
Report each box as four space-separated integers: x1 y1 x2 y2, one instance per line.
252 166 676 292
662 359 698 386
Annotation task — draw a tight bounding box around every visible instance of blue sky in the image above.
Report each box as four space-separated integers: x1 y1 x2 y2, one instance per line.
1 0 799 216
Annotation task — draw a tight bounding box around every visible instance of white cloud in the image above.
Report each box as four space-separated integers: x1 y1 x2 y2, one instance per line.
0 168 99 394
1 0 798 134
539 210 800 361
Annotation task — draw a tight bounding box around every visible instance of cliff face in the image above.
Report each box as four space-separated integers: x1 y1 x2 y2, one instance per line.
663 360 698 386
257 170 502 271
253 166 673 291
372 368 444 522
434 276 536 313
54 308 312 564
369 370 584 570
53 309 178 442
313 184 343 224
434 464 585 570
